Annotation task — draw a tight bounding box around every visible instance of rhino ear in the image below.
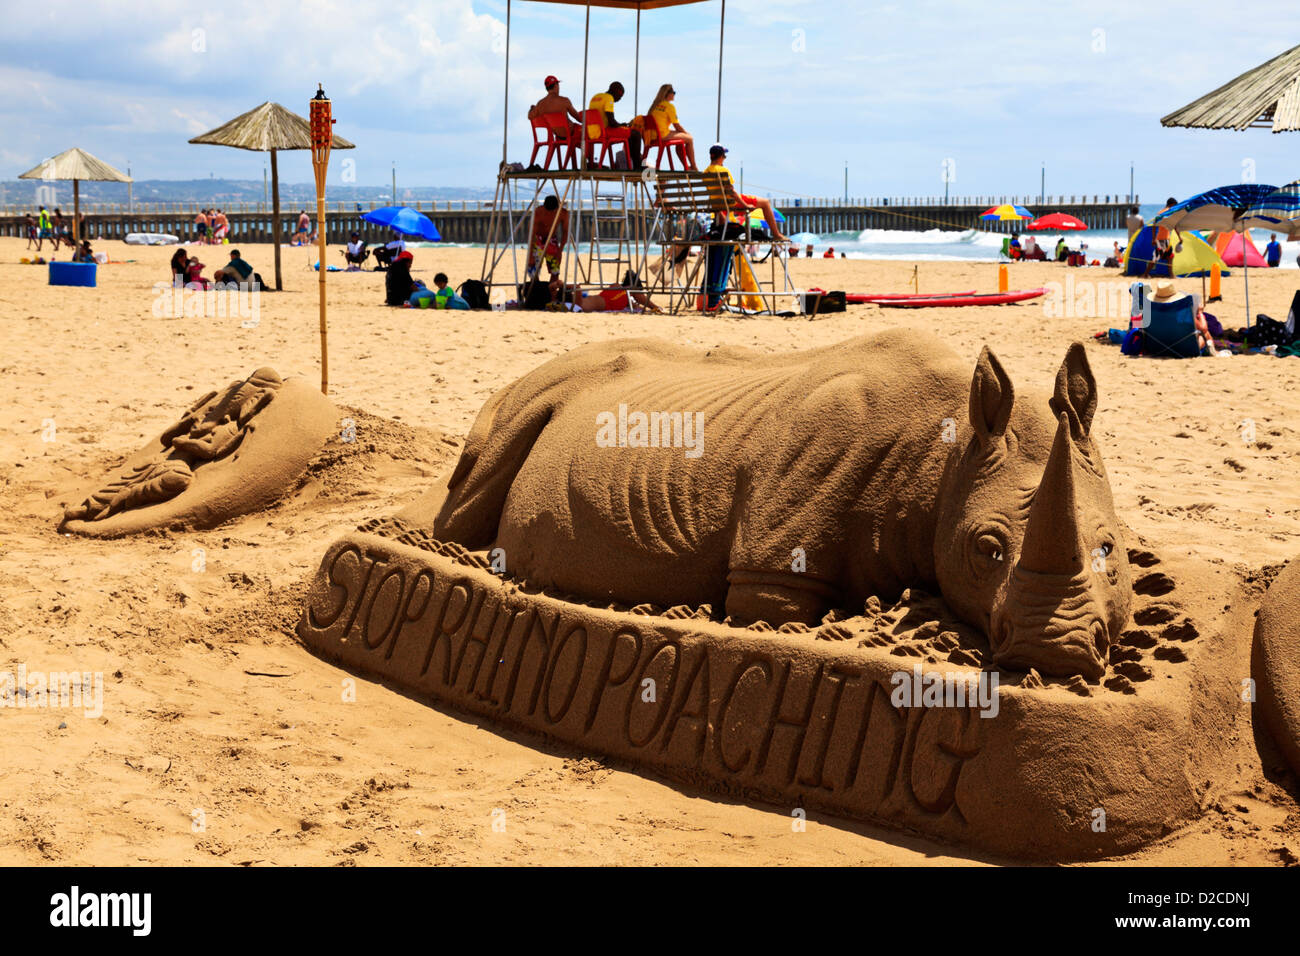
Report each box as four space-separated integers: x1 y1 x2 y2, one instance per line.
1050 342 1097 441
969 345 1014 446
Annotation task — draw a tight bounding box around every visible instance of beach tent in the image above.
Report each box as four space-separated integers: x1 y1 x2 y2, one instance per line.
1122 226 1228 277
189 102 354 291
18 148 132 245
1214 231 1267 267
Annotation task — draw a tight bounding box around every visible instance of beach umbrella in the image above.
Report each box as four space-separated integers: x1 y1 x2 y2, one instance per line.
1236 181 1300 237
1162 42 1300 132
1154 184 1279 327
980 204 1033 221
747 205 785 231
1027 212 1086 231
18 147 132 245
1154 184 1278 232
189 102 355 291
361 205 442 241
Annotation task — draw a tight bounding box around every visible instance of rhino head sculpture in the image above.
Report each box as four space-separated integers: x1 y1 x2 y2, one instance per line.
933 343 1132 681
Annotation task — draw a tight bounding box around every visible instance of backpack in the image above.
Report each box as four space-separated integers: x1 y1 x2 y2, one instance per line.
458 278 490 310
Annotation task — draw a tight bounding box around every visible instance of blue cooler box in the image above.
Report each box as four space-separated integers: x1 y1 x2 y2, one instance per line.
49 261 97 287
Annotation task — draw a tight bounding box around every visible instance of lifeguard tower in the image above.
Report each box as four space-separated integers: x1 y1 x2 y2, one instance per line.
480 0 800 314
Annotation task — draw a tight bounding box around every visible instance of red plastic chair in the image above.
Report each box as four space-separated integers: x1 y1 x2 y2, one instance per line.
648 138 690 170
582 109 631 169
528 113 578 170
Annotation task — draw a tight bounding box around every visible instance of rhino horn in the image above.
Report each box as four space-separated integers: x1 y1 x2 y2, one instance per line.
1018 412 1085 576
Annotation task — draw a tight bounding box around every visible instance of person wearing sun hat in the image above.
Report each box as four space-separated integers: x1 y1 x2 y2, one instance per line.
528 75 582 141
702 144 788 241
1152 279 1221 356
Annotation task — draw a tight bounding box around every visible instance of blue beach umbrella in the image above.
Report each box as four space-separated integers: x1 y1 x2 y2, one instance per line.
362 205 442 240
1154 184 1279 330
1153 184 1278 232
1237 181 1300 236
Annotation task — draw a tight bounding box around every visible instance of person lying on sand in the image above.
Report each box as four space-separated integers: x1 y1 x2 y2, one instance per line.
550 280 660 313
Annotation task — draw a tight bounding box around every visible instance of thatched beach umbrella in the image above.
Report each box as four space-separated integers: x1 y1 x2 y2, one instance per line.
189 102 354 290
18 147 132 245
1162 42 1300 131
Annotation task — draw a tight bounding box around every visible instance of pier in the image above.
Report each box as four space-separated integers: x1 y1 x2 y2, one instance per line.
0 192 1137 245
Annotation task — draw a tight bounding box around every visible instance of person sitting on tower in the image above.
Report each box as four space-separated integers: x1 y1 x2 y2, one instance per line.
528 75 583 143
702 145 789 242
587 81 642 171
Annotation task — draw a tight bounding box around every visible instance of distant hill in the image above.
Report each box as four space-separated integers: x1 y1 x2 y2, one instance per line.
0 178 495 207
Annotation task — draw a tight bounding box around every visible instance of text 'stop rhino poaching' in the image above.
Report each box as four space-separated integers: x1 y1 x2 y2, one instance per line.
434 330 1133 681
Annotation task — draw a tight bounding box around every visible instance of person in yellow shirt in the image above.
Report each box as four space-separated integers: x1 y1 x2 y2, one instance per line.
635 84 696 170
587 81 642 170
703 145 788 241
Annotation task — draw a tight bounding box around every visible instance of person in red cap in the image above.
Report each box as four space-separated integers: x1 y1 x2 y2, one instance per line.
528 75 582 144
386 249 420 306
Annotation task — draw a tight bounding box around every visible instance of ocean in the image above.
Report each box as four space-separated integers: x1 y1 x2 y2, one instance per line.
787 204 1299 267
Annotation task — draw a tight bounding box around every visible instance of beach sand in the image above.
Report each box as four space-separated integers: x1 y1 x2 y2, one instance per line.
1 236 1298 865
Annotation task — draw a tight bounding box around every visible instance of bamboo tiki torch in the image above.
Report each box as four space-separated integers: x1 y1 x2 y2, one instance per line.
310 84 334 395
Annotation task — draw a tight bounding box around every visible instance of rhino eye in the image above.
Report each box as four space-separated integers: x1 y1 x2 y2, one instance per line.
976 533 1005 564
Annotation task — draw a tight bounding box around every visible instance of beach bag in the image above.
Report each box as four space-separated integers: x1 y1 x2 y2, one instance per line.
458 279 490 310
802 290 847 315
518 281 553 310
1120 328 1144 356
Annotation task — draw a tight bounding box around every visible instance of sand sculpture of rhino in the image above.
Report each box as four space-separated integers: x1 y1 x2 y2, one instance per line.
434 329 1133 681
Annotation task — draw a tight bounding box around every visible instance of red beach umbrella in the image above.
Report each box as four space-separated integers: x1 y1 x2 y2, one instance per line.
1027 212 1087 231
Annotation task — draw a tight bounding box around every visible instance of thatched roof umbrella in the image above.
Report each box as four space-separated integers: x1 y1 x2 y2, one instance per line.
189 102 354 290
1162 42 1300 131
18 148 132 245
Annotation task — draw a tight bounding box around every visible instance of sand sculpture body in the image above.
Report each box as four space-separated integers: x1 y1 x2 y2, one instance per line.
434 330 1132 681
61 366 337 537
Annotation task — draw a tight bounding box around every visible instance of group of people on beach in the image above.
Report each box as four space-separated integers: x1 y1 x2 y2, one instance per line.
24 206 79 252
169 245 259 290
192 208 230 245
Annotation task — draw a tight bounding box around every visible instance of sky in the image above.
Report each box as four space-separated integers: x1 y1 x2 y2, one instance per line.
1 0 1298 202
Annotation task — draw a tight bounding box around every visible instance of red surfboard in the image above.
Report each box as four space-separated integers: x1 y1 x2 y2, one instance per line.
843 290 977 304
876 288 1048 308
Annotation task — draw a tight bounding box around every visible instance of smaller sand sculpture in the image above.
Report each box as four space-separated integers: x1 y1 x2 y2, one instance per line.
61 367 336 537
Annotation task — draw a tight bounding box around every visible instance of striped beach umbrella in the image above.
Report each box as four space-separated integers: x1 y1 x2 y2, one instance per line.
1154 183 1280 330
980 203 1033 221
1237 181 1300 236
1153 183 1278 231
747 205 786 230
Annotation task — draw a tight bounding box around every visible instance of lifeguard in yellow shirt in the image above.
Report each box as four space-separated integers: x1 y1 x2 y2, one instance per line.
587 81 642 170
634 84 697 170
